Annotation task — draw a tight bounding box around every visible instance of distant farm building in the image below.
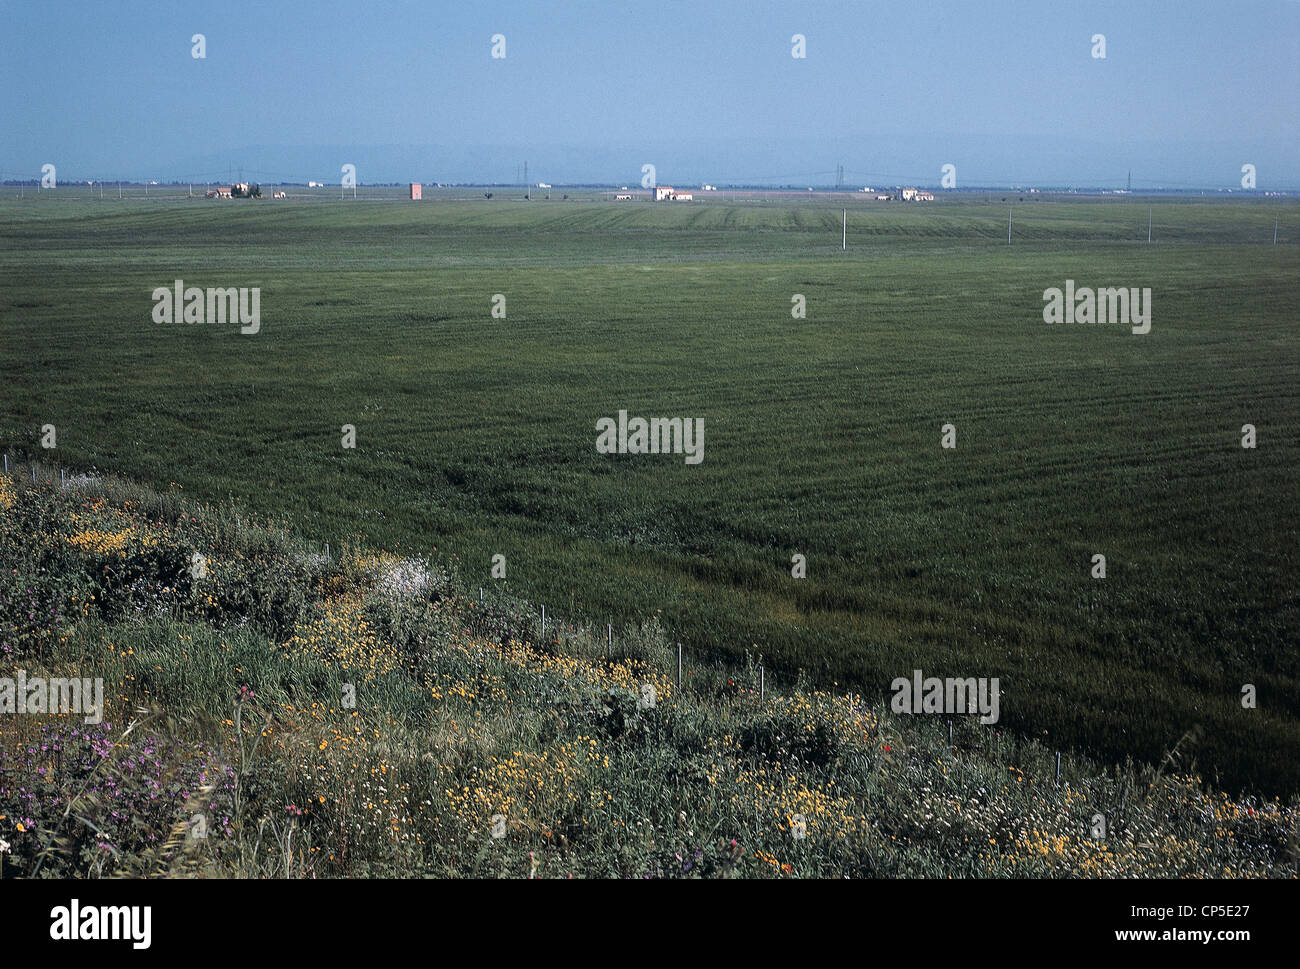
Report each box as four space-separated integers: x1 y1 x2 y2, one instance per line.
615 193 634 200
273 191 287 199
205 183 261 199
652 186 693 201
409 183 422 200
898 187 935 202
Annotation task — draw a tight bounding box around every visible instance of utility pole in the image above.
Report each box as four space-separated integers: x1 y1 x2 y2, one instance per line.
842 208 846 250
525 160 529 200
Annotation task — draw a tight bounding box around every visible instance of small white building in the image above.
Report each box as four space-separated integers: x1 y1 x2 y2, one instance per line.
653 186 694 201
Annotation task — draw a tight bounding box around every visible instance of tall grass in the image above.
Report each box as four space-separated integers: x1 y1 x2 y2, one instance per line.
0 469 1295 878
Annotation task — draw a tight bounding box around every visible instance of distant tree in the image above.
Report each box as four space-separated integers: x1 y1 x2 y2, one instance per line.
484 192 493 199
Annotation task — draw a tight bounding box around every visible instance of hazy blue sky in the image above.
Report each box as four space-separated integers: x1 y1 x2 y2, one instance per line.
2 0 1296 187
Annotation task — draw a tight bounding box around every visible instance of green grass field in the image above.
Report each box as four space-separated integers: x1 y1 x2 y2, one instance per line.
2 192 1297 793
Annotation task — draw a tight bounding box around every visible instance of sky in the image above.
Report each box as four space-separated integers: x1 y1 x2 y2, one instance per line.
1 0 1297 188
